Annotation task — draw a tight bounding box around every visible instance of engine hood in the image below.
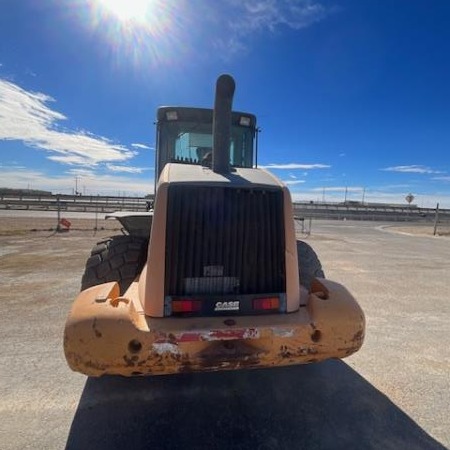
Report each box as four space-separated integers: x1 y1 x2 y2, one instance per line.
158 163 284 190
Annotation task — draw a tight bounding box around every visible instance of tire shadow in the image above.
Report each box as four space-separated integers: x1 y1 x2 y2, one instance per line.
66 360 445 450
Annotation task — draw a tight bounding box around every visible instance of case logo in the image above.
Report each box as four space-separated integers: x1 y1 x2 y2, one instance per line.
214 301 240 311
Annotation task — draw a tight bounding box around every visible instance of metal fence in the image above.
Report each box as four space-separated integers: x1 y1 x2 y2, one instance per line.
1 194 449 225
0 193 153 213
293 201 450 223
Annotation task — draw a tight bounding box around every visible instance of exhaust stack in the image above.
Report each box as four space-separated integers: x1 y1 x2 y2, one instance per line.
212 74 235 174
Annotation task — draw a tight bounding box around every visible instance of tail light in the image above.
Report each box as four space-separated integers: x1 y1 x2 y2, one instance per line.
172 299 202 314
253 297 280 311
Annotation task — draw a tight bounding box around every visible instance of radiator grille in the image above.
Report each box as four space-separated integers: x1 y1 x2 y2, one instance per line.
164 185 285 297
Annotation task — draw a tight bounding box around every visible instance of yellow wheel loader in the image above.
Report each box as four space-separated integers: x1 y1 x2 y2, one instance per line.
64 75 365 377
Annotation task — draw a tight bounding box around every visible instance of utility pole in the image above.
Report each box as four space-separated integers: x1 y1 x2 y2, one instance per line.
362 187 365 204
433 203 440 236
344 186 348 203
56 195 61 232
94 194 99 233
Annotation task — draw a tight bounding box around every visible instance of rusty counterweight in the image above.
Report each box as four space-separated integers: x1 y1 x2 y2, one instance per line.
64 278 365 377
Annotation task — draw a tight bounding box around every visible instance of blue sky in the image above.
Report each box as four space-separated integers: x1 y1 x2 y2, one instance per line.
1 0 449 207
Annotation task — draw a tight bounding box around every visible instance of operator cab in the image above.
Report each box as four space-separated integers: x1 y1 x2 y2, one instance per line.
155 107 257 181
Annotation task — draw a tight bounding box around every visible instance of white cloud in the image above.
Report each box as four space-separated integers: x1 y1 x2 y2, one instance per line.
311 186 363 193
66 168 97 177
0 79 135 166
433 176 450 182
382 165 442 174
213 36 248 60
0 166 154 196
214 0 330 57
290 189 450 208
374 184 412 190
106 164 152 174
48 155 94 165
260 163 330 170
229 0 328 33
283 180 306 185
131 143 153 150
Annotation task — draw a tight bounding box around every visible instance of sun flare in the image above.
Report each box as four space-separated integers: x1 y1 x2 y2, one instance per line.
97 0 153 22
85 0 189 68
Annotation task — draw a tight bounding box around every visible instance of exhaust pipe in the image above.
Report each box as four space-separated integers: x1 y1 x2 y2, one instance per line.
212 74 235 174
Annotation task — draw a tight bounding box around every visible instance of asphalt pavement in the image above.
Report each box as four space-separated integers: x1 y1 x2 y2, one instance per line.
0 219 448 449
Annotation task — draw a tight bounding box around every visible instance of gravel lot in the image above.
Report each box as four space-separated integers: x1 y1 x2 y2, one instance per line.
0 212 449 449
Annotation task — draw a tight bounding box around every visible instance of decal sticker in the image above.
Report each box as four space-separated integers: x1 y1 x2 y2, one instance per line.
214 301 240 311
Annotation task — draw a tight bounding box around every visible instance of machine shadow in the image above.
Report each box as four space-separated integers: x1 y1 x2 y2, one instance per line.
66 360 445 450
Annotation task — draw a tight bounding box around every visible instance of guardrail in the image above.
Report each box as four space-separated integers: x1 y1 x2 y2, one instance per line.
293 201 450 223
0 194 154 213
1 194 449 223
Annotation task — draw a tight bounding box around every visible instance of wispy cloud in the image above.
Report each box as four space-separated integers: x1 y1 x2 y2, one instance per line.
228 0 329 33
131 143 153 150
433 176 450 182
283 179 306 185
66 168 97 177
290 189 450 208
372 183 412 191
106 164 152 174
311 186 363 193
0 79 135 166
0 165 153 195
382 165 442 174
260 163 330 170
214 0 330 57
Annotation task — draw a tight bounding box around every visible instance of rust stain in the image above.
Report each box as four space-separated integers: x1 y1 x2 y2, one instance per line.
92 318 102 338
155 328 260 343
168 333 177 344
123 355 137 367
279 345 318 358
352 330 364 342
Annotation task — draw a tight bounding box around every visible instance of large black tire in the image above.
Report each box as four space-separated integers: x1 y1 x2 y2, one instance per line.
81 235 148 294
297 240 325 289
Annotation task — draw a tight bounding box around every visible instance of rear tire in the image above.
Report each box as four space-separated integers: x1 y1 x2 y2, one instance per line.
81 235 148 294
297 240 325 289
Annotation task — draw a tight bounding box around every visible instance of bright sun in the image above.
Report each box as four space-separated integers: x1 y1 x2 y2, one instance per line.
88 0 183 67
97 0 152 22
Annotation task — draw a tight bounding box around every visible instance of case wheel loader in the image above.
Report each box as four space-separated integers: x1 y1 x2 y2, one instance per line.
64 74 365 377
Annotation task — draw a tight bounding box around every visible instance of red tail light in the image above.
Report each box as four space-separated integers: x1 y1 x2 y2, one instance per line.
172 299 202 313
253 297 280 311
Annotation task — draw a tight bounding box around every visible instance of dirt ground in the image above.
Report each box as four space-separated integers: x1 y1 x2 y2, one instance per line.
0 217 122 298
0 217 448 293
387 224 450 237
1 215 449 449
0 216 120 236
2 216 449 237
